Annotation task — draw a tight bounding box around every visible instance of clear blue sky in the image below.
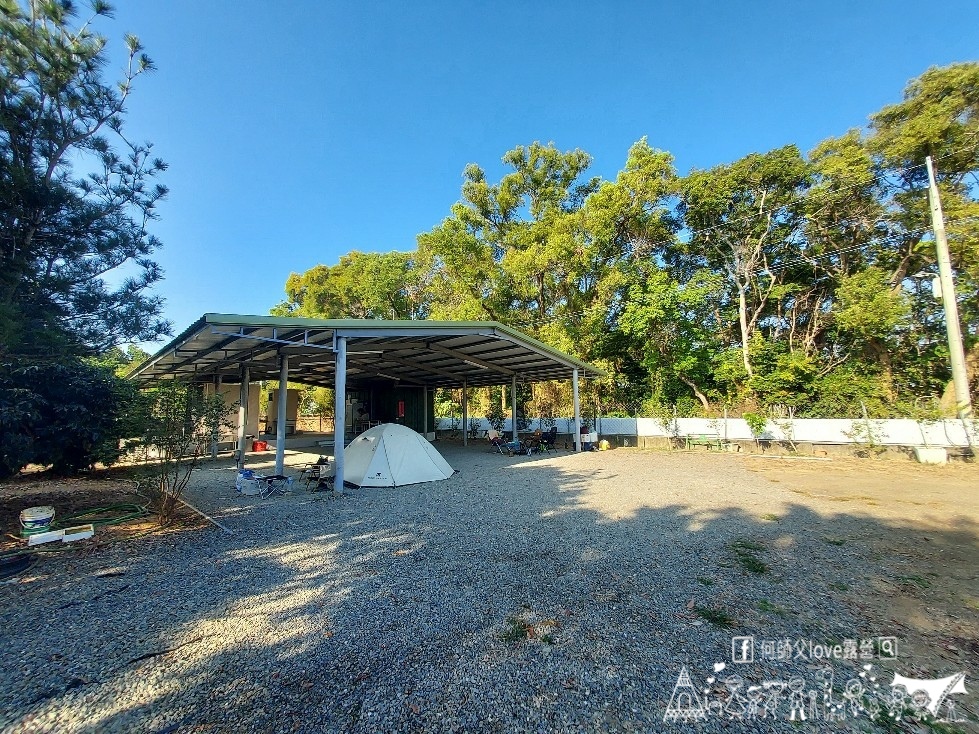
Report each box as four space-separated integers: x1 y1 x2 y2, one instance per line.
103 0 978 346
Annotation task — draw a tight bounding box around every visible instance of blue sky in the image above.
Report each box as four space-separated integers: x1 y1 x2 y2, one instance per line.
103 1 979 347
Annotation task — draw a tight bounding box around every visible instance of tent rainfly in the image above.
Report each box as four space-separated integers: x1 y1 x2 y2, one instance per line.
344 423 454 487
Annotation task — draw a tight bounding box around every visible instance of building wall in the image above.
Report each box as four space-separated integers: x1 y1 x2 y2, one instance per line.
268 388 300 431
435 415 976 448
203 382 261 439
372 386 435 435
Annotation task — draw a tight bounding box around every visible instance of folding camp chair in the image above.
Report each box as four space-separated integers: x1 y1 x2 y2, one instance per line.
310 471 335 493
300 456 330 487
304 461 335 490
255 474 291 498
487 429 509 454
539 427 558 453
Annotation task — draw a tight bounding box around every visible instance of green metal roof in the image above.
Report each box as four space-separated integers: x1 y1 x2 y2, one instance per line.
129 313 604 389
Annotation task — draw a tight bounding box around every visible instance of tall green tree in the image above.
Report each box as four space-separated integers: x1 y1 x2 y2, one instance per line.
275 65 979 419
0 0 169 355
275 250 422 319
677 146 811 384
417 141 599 331
868 63 979 406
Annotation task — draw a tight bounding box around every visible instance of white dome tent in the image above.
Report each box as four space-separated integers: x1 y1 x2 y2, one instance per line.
344 423 455 487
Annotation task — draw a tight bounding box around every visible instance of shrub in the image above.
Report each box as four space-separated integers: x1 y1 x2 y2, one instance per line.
0 358 148 478
140 382 235 524
485 404 506 433
742 411 768 439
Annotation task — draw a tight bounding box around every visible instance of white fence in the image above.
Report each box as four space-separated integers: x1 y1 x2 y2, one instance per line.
437 416 976 448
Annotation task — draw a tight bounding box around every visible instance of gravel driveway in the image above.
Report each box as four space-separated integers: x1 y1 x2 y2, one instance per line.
1 445 973 732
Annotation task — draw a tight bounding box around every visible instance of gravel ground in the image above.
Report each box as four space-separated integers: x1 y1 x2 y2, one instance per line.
1 445 973 733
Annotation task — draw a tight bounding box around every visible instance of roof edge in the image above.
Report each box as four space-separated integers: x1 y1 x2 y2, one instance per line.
127 313 605 381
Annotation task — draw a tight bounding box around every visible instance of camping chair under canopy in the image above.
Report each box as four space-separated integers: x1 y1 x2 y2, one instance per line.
299 456 330 485
304 462 335 490
487 430 508 455
538 426 558 453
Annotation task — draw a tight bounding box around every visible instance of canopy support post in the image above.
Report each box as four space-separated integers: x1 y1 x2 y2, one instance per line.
511 375 518 443
275 354 288 475
462 381 468 446
334 336 347 493
573 368 581 452
211 374 222 459
236 366 250 470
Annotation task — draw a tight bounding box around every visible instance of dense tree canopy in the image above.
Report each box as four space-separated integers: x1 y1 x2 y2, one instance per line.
1 1 167 477
0 0 169 356
278 63 979 419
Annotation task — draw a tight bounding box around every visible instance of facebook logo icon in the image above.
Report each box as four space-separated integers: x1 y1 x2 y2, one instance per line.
732 636 755 663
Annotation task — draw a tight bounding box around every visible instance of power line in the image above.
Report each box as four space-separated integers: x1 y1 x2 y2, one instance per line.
764 214 979 275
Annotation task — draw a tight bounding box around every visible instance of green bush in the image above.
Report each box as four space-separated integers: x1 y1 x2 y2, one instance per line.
742 412 768 438
485 403 506 432
0 358 148 478
140 382 234 524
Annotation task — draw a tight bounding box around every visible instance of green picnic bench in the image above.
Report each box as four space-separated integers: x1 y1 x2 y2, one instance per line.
685 433 723 450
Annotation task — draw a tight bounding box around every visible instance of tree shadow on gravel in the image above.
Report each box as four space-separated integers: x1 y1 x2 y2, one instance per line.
1 447 977 733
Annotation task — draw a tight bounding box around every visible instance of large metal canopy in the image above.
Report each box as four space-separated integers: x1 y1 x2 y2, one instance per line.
129 313 604 388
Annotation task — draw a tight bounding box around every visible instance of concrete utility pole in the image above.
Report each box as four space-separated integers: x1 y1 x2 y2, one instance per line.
926 156 973 419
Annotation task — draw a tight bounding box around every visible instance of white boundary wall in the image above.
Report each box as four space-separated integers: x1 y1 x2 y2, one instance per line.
636 418 975 448
437 416 976 448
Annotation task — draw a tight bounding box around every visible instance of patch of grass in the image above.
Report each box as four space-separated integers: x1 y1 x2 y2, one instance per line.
696 576 714 586
731 538 768 574
693 604 737 628
540 634 555 645
822 536 847 546
737 554 768 574
729 539 768 574
756 599 788 616
499 616 532 643
760 513 781 522
896 574 932 589
828 581 849 592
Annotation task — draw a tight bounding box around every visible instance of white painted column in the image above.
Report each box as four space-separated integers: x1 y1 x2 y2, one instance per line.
211 374 222 459
236 366 250 470
462 381 468 447
275 354 288 475
572 368 581 452
511 375 518 443
333 336 347 493
423 385 429 439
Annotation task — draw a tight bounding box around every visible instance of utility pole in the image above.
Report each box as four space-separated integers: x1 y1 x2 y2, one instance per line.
926 156 973 419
